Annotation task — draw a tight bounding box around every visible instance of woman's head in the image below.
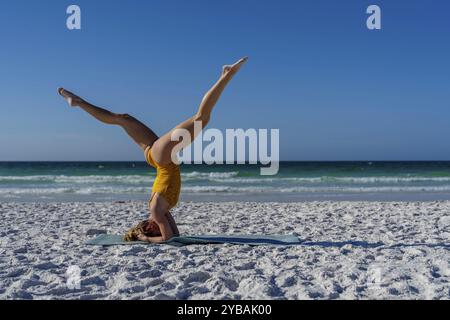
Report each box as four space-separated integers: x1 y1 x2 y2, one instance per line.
123 220 161 241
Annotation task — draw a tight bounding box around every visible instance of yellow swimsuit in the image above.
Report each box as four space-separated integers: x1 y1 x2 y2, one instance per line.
145 146 181 209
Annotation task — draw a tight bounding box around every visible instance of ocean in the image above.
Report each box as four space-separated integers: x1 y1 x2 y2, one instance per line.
2 161 450 202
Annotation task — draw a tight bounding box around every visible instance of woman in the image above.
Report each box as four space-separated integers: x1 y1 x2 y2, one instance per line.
58 57 248 243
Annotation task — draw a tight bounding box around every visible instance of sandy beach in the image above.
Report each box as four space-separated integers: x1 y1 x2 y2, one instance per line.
0 200 449 300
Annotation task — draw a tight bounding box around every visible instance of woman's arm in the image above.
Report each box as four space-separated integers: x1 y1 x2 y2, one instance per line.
139 206 174 243
137 233 166 243
144 195 176 243
137 219 173 243
137 217 173 243
155 212 174 240
138 214 178 243
166 212 180 236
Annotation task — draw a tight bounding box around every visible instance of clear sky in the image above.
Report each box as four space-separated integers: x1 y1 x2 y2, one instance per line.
1 0 449 161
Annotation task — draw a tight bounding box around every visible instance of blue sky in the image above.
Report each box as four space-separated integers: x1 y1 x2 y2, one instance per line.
0 0 449 161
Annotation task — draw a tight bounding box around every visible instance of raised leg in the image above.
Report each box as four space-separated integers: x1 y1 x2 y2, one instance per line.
151 57 248 165
58 88 158 150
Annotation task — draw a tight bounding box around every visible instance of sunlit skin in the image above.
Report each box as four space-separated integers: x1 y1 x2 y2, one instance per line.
58 57 248 243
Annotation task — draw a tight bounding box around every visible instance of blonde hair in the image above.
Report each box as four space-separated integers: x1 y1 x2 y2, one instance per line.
123 220 161 242
123 221 147 242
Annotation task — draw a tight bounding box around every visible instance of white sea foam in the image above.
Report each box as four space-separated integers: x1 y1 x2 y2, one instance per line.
3 174 450 185
4 184 450 196
3 171 450 201
0 186 149 195
0 175 154 184
210 176 450 184
275 185 450 193
183 171 240 179
0 172 241 184
321 176 450 183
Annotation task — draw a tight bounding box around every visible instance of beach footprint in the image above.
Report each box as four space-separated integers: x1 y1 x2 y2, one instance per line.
184 271 211 285
234 262 256 271
147 278 164 287
139 269 162 279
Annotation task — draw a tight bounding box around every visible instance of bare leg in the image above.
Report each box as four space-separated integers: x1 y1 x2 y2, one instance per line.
58 88 158 150
151 57 248 164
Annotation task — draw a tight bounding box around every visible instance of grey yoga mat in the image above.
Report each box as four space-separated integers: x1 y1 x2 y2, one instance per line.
86 234 301 246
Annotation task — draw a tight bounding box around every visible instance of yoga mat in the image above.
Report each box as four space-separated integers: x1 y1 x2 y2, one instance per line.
86 234 301 246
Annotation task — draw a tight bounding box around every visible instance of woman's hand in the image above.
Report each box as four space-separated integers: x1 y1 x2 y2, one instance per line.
136 232 169 244
136 233 149 242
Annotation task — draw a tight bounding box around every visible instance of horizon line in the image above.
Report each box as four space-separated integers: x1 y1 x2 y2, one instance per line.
2 160 450 163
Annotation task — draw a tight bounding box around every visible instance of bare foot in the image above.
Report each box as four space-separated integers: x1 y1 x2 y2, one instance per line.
222 56 248 77
58 88 83 107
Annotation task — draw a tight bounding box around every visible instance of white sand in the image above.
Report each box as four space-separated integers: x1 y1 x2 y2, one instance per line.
0 201 449 300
